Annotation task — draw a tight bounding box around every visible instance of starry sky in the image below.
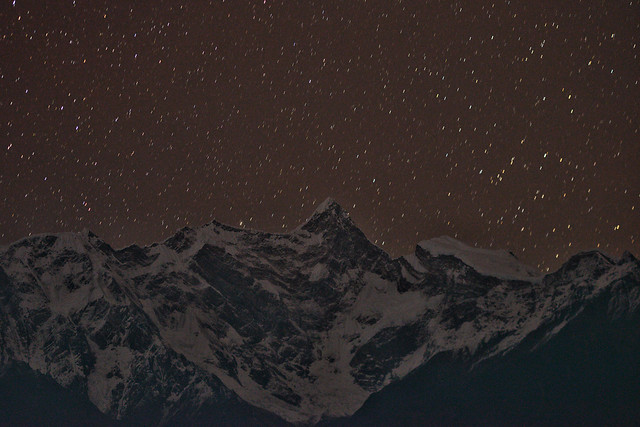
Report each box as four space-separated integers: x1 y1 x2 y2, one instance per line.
1 0 639 272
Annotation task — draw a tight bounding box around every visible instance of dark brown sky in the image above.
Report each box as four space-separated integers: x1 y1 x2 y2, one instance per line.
1 0 639 271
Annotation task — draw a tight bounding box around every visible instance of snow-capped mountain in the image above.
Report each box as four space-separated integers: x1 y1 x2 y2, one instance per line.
1 198 639 425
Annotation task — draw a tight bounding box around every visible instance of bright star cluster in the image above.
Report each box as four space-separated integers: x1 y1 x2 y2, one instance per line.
1 1 638 271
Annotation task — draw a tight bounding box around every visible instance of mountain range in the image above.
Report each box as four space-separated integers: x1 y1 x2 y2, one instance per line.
1 198 638 425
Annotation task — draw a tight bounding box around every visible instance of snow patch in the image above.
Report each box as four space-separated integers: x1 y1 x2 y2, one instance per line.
308 263 329 281
256 279 283 297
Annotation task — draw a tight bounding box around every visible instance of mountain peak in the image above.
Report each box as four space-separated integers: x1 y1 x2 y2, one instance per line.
313 197 345 215
621 250 638 264
297 197 354 233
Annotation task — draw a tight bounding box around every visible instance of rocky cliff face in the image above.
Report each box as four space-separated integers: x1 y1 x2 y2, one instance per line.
1 198 638 425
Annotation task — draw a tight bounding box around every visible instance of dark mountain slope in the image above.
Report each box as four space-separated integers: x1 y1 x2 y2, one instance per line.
335 268 640 426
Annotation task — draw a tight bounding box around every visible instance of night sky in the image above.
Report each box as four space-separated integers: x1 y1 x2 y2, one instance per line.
1 1 639 272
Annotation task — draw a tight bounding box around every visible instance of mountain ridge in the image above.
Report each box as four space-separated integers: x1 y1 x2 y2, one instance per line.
0 198 639 425
3 197 626 275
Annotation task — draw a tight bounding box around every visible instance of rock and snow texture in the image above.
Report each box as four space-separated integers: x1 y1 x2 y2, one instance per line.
416 235 541 281
0 198 638 425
